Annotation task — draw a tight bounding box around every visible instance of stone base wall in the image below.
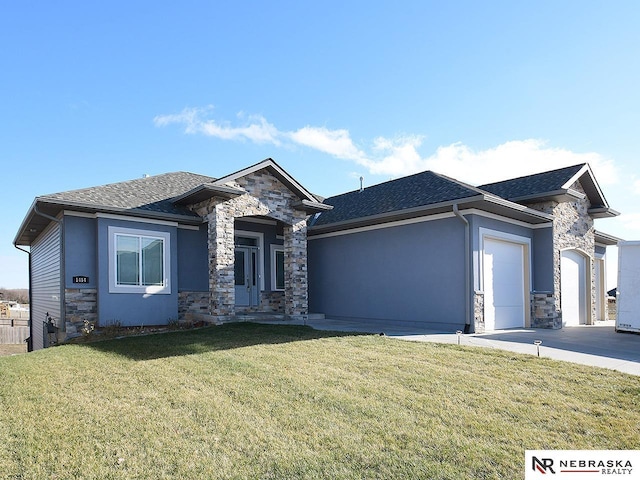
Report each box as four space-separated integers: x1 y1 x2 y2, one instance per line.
530 292 562 329
178 291 211 320
260 291 285 313
607 297 617 321
473 291 485 334
64 288 97 334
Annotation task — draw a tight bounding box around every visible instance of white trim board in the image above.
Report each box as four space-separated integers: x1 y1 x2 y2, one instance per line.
308 212 455 240
309 208 551 240
235 229 265 291
64 210 203 229
478 227 533 292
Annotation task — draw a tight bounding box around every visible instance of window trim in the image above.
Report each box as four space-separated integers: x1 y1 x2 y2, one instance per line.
270 244 285 291
108 226 171 294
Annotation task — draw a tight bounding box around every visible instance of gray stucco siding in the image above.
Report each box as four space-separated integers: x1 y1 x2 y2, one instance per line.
177 225 208 291
308 217 466 331
96 218 178 326
532 227 554 292
63 215 97 288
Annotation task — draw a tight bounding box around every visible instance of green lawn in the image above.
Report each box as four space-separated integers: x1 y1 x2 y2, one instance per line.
1 323 639 479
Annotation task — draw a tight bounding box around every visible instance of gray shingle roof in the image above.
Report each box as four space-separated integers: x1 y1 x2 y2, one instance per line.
478 164 585 201
40 171 216 217
312 171 484 226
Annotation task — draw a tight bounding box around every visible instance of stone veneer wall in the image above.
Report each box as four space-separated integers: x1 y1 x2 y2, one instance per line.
530 292 562 328
261 291 285 312
178 291 211 320
191 169 310 320
64 288 97 334
473 291 484 333
528 180 595 327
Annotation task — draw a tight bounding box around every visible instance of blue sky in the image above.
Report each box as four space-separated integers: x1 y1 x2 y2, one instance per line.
1 1 639 289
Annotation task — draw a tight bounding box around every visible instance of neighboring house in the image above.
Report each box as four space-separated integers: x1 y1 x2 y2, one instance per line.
14 159 619 351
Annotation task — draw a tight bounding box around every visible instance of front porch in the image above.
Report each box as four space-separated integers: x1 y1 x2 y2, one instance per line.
175 159 331 323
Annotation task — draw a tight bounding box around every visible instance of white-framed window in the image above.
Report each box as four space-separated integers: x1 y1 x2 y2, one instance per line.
108 226 171 294
270 245 285 291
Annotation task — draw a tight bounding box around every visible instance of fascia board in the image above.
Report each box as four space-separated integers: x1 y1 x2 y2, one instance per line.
588 207 621 218
13 199 39 246
594 230 623 245
481 195 554 221
31 198 203 224
292 199 334 213
563 164 611 209
172 184 244 204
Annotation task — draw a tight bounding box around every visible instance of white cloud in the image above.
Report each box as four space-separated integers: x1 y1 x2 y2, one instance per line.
154 108 618 188
288 126 366 162
154 107 281 145
422 139 618 187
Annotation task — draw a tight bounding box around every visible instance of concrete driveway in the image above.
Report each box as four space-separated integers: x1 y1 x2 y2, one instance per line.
394 322 640 376
286 317 640 376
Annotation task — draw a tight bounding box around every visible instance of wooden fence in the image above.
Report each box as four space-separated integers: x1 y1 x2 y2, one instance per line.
0 319 30 345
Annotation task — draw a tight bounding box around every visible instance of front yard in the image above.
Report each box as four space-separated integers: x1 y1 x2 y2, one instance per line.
0 323 638 479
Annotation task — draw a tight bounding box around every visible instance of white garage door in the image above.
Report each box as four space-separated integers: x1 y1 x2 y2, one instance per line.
484 238 526 331
561 250 587 326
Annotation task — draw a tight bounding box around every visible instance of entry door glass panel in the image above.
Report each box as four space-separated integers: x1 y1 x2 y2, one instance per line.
234 246 259 307
234 250 246 286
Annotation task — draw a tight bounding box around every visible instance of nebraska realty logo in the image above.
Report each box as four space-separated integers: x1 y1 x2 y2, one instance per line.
525 451 640 479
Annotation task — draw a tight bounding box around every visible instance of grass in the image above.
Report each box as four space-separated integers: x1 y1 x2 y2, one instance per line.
0 344 26 356
0 323 639 479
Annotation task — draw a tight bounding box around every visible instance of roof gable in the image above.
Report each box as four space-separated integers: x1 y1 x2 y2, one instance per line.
213 158 320 203
478 163 618 218
478 164 585 201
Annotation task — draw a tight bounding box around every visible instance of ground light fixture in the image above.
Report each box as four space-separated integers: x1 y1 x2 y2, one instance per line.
456 330 462 345
534 339 542 357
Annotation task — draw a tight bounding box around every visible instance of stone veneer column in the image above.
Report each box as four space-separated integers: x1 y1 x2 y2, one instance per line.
284 218 308 318
528 181 596 326
206 203 236 318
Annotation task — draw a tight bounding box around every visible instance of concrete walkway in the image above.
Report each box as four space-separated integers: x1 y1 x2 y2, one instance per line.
256 317 640 376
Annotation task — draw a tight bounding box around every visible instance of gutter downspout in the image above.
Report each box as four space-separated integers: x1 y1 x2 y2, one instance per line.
33 205 65 338
453 204 471 333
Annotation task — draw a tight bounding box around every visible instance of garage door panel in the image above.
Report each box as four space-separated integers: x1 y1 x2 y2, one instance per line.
484 238 526 331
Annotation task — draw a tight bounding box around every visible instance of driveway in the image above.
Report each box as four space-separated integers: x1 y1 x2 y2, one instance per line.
286 317 640 376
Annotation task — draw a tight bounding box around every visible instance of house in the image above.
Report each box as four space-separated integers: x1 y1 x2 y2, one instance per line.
14 159 619 350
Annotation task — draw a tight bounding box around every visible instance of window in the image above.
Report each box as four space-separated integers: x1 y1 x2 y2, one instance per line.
271 245 285 291
109 226 171 294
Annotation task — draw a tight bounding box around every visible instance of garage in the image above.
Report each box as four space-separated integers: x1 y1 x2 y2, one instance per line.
560 249 588 326
483 237 527 331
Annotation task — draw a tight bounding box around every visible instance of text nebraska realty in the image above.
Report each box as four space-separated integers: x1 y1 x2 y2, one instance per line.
560 459 632 475
534 457 633 475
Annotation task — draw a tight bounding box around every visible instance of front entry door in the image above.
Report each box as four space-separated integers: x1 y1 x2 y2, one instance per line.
235 246 259 307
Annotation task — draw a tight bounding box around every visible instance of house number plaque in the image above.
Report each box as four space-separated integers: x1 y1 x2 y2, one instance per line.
73 276 90 284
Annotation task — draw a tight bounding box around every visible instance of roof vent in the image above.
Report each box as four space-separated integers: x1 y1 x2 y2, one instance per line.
359 176 364 192
142 173 149 178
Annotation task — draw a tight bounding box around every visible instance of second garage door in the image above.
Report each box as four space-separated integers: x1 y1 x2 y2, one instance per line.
483 238 526 331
